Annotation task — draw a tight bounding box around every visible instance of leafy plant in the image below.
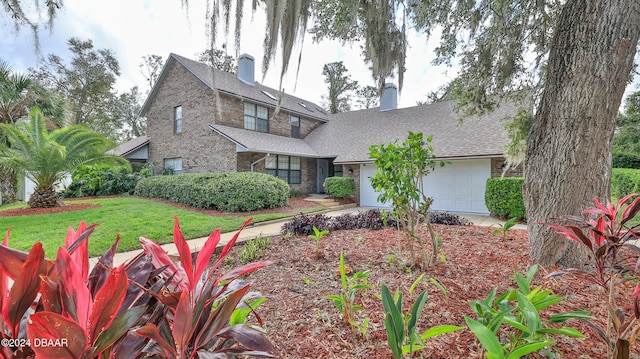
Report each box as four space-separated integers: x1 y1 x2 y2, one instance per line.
544 193 640 359
323 176 355 199
381 278 462 358
239 233 271 264
465 264 588 359
0 217 278 358
369 131 445 268
308 225 329 252
491 217 518 241
324 252 373 336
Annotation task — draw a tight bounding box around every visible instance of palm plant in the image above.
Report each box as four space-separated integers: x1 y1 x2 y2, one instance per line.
0 107 124 208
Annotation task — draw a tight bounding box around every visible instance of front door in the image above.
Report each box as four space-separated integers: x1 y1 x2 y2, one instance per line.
317 159 329 193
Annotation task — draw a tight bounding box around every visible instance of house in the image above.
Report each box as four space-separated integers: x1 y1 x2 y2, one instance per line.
139 53 521 214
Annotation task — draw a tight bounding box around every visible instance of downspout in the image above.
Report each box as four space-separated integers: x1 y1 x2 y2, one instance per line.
251 154 271 172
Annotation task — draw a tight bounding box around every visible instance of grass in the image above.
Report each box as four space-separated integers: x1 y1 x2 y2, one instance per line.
0 197 323 258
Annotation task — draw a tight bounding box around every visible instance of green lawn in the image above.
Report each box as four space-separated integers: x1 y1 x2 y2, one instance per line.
0 197 322 258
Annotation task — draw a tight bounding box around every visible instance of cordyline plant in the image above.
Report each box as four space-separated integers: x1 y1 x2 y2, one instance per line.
544 193 640 359
0 217 277 359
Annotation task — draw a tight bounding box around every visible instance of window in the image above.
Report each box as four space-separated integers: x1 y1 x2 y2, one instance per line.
332 164 343 177
244 103 268 132
265 155 301 184
174 106 182 133
291 115 300 138
164 157 182 175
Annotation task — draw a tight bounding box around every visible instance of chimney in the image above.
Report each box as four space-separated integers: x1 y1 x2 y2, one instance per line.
237 53 255 86
380 83 398 111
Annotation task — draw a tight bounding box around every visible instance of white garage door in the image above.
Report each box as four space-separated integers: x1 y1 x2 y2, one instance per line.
360 159 491 214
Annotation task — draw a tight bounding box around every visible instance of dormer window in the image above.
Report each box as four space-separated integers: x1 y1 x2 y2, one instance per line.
244 103 268 133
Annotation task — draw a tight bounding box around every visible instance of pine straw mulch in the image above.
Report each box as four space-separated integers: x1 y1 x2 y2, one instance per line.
225 224 638 359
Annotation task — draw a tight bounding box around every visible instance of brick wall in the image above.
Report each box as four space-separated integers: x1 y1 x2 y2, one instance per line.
146 61 238 173
490 157 523 178
343 164 360 203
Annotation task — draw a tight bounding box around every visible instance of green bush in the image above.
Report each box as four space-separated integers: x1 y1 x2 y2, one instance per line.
61 164 145 198
612 151 640 169
612 168 640 198
323 176 355 199
134 172 290 212
485 177 526 221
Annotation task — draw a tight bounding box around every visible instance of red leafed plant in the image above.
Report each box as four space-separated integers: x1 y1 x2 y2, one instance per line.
544 193 640 359
0 217 277 359
135 217 277 358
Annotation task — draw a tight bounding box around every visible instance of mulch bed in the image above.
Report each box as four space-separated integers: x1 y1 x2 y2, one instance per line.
224 224 630 358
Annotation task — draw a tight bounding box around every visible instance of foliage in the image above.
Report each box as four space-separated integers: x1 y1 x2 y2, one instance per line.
30 37 122 140
139 54 164 94
370 131 444 268
324 252 372 337
321 61 359 113
0 108 124 207
0 59 65 127
485 177 526 221
62 164 147 198
544 194 640 359
612 90 640 156
111 86 146 140
281 209 399 235
491 218 518 241
0 1 61 51
465 265 588 359
195 48 237 73
135 172 290 212
355 85 380 109
611 168 640 199
308 226 329 253
0 217 278 358
239 234 271 264
429 211 472 226
381 280 462 358
323 176 355 199
612 151 640 169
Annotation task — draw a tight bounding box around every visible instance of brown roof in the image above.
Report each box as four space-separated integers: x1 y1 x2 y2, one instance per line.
141 54 328 122
110 135 150 157
304 100 516 163
209 124 321 157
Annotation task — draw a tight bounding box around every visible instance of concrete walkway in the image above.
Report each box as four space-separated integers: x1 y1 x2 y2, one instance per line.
91 206 526 268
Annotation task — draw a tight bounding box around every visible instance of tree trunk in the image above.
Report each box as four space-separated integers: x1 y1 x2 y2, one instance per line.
524 0 640 267
0 165 17 204
28 188 62 208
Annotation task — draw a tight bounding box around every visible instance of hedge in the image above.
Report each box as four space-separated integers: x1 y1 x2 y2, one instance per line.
612 151 640 169
612 168 640 198
323 176 355 199
485 177 526 221
134 172 290 212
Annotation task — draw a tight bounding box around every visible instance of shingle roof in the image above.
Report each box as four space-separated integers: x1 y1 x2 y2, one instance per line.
209 124 321 157
110 135 150 157
304 100 516 163
141 53 328 122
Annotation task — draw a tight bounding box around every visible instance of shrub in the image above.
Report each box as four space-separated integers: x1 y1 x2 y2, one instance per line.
61 164 146 198
429 211 472 226
612 150 640 169
611 168 640 198
0 219 277 358
281 213 334 235
485 177 526 221
324 177 355 199
135 172 290 212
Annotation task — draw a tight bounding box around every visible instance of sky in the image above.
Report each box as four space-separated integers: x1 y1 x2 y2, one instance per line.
0 0 453 109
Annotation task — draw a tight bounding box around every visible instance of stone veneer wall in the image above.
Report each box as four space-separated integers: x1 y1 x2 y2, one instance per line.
146 61 237 173
490 157 523 178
